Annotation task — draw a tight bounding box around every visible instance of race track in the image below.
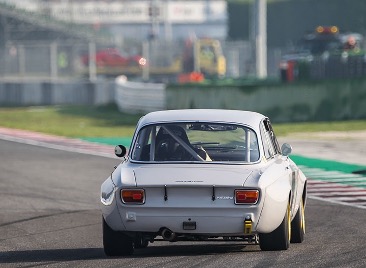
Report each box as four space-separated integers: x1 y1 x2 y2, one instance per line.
1 139 366 267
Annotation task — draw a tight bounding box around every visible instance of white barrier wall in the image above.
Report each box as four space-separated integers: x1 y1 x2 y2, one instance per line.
114 76 166 114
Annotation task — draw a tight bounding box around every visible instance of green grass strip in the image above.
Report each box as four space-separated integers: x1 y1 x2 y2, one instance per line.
291 154 366 174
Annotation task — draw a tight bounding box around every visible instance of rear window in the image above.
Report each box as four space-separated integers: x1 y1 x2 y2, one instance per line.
130 123 259 163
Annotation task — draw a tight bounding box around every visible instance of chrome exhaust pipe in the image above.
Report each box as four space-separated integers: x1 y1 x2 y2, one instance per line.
161 228 176 241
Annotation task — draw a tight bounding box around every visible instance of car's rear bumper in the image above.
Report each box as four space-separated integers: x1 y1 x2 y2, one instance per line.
103 198 262 235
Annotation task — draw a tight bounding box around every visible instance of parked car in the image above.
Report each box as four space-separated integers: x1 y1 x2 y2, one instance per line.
100 109 307 256
81 48 145 68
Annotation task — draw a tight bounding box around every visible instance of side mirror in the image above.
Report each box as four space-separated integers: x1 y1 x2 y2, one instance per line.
281 143 292 157
115 145 127 158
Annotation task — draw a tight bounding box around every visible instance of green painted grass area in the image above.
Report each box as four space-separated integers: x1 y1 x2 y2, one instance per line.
81 137 132 147
291 155 366 174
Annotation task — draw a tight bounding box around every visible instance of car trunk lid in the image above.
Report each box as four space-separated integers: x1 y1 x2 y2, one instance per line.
133 165 252 187
129 165 256 209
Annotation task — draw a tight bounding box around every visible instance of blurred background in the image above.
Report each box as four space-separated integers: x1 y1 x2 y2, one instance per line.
0 0 366 122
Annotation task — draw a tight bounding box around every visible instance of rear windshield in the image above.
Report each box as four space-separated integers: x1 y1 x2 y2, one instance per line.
130 123 259 163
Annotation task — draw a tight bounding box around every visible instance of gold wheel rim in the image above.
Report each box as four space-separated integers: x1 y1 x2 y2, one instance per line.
300 201 306 233
288 203 291 242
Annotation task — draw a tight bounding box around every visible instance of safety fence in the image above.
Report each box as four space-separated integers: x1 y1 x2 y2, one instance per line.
0 42 87 79
281 53 366 82
0 40 282 81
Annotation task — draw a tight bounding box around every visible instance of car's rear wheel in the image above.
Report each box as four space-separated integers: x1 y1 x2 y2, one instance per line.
291 198 305 243
103 218 134 256
259 203 291 251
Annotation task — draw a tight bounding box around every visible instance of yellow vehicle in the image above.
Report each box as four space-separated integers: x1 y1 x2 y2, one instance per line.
193 38 226 78
146 38 226 82
179 38 226 81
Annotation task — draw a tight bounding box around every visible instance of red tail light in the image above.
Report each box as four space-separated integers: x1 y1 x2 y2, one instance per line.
121 189 145 204
235 190 259 204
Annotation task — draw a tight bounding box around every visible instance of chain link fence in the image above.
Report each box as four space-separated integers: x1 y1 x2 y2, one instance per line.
1 42 87 79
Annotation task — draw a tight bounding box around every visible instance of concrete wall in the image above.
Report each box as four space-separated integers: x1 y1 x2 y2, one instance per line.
0 80 115 106
1 78 366 123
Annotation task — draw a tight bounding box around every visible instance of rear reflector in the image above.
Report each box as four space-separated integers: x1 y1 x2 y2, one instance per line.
121 189 145 204
235 190 259 204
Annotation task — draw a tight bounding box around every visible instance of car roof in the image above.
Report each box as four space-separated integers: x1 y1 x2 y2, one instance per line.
137 109 266 129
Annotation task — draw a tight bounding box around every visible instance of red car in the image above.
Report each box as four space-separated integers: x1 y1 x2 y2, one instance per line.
81 48 146 68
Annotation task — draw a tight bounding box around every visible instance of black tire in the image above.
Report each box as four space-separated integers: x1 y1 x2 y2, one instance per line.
103 218 134 256
259 203 291 251
291 198 305 243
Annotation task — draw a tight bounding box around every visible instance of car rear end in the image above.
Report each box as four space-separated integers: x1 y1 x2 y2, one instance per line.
113 164 263 240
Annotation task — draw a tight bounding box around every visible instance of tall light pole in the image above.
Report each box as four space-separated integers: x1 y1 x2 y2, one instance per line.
149 0 160 40
164 0 172 41
253 0 267 78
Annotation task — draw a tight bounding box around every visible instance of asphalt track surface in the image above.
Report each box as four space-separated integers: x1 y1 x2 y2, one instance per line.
1 139 366 267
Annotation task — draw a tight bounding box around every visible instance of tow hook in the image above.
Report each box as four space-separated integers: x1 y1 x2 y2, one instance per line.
244 215 252 234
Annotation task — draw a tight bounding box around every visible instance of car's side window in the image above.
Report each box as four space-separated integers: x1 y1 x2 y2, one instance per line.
261 119 281 159
263 119 281 156
260 122 274 158
132 125 156 161
265 120 281 155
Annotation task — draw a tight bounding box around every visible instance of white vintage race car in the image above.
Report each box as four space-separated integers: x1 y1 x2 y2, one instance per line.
100 109 307 256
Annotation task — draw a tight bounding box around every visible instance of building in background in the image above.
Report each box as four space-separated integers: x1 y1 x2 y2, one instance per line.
1 0 227 42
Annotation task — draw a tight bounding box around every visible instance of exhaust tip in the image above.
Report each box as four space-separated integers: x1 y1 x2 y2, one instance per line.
161 228 176 241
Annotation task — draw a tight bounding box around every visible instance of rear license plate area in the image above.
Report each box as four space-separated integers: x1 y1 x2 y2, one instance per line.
183 221 196 230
